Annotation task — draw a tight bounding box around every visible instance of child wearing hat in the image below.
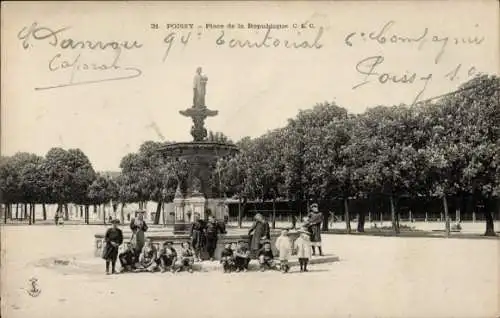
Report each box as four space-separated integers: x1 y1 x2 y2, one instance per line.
102 218 123 275
294 229 312 272
307 203 324 256
220 243 235 273
275 229 292 273
257 241 275 271
233 240 251 272
157 241 178 273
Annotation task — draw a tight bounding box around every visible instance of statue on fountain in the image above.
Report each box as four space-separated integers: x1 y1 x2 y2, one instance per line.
180 67 218 142
193 67 208 108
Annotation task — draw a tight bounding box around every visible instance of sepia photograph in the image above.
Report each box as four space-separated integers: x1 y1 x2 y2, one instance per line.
1 1 499 318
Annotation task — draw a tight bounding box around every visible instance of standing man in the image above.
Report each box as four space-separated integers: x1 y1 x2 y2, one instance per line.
102 219 123 274
190 212 206 261
130 210 148 258
307 203 324 256
248 213 270 258
205 215 226 261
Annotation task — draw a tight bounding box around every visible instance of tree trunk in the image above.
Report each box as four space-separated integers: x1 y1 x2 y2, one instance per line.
4 204 8 224
271 198 276 229
83 205 88 224
120 203 125 223
237 198 242 228
484 198 496 236
23 203 27 219
443 196 450 237
79 205 83 218
484 211 495 236
322 209 329 231
31 204 36 224
357 209 365 232
390 195 399 234
344 198 351 234
154 201 162 225
27 203 32 225
64 204 69 220
42 204 47 221
103 206 106 225
455 196 461 222
15 203 19 220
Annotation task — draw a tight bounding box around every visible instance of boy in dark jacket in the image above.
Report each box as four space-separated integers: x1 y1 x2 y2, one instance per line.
102 219 123 275
158 241 178 273
119 242 136 273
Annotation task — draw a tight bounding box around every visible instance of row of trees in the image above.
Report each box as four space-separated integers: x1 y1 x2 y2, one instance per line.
1 75 498 235
214 75 499 236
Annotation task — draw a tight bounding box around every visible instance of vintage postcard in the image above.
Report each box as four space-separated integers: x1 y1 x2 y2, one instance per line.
1 1 499 318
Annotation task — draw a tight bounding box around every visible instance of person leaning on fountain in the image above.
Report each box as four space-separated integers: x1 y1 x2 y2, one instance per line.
190 212 206 262
102 218 123 275
130 210 148 259
248 213 271 258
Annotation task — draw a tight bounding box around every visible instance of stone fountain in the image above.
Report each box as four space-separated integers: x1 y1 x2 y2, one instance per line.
159 66 239 233
93 68 342 264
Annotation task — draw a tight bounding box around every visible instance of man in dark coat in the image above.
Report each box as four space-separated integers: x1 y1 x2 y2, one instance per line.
205 215 226 261
248 213 270 258
307 203 323 256
102 219 123 274
190 212 206 261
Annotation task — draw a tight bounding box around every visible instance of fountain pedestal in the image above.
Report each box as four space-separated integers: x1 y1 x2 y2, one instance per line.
173 196 187 234
173 195 208 234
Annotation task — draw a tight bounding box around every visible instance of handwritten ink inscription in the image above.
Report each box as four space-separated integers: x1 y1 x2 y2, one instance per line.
346 20 485 104
18 22 143 90
15 20 485 99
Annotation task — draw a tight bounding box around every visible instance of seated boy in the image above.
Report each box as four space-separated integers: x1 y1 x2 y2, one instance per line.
157 241 178 273
258 241 275 271
233 240 251 272
220 243 235 273
119 242 136 272
179 242 195 273
137 238 158 272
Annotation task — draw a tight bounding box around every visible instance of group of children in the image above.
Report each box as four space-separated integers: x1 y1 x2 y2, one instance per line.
219 227 313 273
118 239 197 273
114 227 314 274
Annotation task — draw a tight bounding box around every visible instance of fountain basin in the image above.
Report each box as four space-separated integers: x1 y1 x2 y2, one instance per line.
159 142 239 159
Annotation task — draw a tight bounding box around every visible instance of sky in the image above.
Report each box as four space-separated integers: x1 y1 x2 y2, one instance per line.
1 1 498 171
